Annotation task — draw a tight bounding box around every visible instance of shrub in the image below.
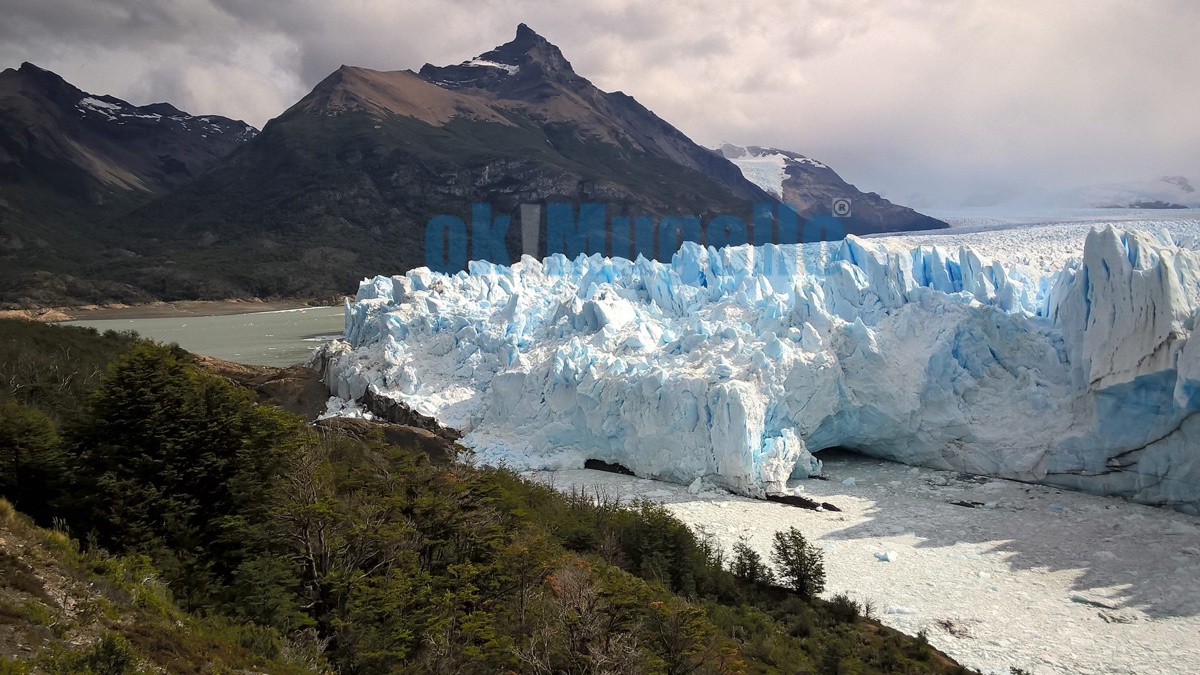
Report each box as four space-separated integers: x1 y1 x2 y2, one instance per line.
770 527 825 600
829 593 861 624
37 633 139 675
0 656 31 675
0 398 64 522
0 498 13 526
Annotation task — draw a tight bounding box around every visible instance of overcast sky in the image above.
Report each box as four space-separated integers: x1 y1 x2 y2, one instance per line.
3 0 1197 207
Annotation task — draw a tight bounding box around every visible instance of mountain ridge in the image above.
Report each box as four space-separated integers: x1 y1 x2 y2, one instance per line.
0 25 947 308
0 62 261 306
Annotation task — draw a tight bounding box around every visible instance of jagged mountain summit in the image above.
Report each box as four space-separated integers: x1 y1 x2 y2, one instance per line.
416 24 759 199
718 143 945 232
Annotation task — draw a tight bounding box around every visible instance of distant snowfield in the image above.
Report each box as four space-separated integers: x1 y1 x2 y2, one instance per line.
874 209 1200 297
532 453 1200 675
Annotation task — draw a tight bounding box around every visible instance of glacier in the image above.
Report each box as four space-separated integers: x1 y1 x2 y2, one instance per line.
317 224 1200 513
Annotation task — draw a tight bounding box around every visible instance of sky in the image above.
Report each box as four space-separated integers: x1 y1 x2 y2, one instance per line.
2 0 1197 208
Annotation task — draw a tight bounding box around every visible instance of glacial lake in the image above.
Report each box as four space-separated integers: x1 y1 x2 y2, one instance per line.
62 306 345 366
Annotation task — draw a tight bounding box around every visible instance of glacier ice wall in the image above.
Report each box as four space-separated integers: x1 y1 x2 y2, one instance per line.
320 226 1200 512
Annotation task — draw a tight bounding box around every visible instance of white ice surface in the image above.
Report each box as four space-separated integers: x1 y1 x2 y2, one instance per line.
320 216 1200 510
534 455 1200 675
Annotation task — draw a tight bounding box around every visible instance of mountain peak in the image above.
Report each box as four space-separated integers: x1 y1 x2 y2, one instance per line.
505 23 560 61
13 62 65 84
4 62 85 108
490 23 573 73
514 23 546 44
418 24 581 95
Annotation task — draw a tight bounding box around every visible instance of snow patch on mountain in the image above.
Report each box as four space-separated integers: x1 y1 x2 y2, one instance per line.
462 58 520 75
74 95 257 139
77 96 121 116
319 219 1200 511
718 143 829 197
728 153 787 198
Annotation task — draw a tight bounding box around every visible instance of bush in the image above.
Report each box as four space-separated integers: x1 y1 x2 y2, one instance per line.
770 527 825 600
37 633 139 675
0 656 30 675
829 593 861 624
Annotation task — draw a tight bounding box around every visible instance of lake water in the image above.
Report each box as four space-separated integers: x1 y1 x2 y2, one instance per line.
63 306 345 366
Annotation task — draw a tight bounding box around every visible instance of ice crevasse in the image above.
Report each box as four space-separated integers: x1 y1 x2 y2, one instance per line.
318 226 1200 513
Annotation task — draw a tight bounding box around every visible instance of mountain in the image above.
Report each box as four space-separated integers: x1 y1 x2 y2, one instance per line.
0 62 256 198
417 24 761 202
111 25 789 300
717 143 946 232
961 175 1200 210
0 27 945 307
0 62 258 305
1068 175 1200 209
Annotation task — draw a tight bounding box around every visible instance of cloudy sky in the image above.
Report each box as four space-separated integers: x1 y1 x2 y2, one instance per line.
3 0 1197 207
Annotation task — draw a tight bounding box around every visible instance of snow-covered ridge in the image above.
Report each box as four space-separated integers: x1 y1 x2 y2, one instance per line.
321 222 1200 512
75 95 257 139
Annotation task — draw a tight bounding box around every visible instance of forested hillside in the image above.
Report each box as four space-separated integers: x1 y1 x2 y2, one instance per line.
0 320 975 674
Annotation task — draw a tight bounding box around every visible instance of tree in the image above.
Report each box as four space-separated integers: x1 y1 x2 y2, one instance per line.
730 540 773 586
0 397 64 522
770 527 825 600
66 342 303 609
518 560 646 675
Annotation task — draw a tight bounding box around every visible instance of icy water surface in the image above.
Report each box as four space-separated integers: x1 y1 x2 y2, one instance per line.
536 452 1200 675
62 306 344 365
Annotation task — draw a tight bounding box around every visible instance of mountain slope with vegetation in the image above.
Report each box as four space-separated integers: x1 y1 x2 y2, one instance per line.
0 318 976 674
0 63 258 308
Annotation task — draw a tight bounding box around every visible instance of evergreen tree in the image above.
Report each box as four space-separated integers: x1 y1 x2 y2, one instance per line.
0 397 64 522
730 539 774 586
66 342 302 610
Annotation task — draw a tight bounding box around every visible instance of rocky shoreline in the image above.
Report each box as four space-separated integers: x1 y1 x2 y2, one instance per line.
0 298 343 323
